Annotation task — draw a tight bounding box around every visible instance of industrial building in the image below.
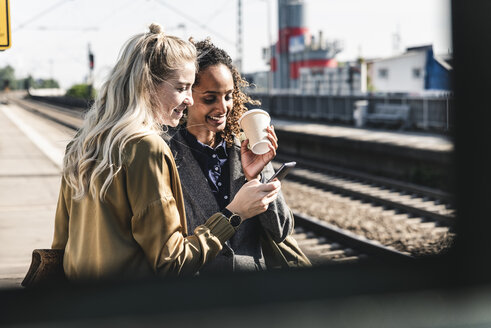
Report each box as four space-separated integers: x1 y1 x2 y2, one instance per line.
245 0 451 96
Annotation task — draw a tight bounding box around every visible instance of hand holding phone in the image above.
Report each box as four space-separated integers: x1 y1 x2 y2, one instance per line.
267 162 296 183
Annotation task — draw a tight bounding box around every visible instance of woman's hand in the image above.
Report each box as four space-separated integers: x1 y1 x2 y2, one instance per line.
226 179 281 219
241 125 278 181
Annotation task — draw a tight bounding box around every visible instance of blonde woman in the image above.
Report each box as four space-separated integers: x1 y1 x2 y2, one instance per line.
52 24 281 281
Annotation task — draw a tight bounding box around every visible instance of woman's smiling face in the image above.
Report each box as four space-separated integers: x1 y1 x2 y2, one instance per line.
154 60 195 127
187 64 234 137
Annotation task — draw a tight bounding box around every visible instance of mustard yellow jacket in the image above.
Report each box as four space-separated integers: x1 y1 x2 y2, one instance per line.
52 133 235 281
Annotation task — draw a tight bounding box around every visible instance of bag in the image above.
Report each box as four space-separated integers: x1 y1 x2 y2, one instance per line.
260 228 312 270
21 249 66 288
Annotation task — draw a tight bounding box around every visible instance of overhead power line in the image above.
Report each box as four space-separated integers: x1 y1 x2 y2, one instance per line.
35 26 98 31
97 0 138 28
16 0 76 31
203 0 232 25
155 0 235 46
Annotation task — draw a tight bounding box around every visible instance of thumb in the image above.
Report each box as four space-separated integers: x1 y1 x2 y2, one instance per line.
241 138 249 150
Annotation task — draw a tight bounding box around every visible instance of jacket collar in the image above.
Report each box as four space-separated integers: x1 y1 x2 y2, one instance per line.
169 130 220 220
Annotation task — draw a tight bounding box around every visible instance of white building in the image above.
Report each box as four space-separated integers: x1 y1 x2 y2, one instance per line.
368 45 452 94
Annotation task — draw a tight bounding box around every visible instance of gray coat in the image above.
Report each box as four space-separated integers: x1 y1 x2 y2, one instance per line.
165 129 294 274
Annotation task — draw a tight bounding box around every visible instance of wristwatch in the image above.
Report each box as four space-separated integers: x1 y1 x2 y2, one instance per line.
222 208 243 231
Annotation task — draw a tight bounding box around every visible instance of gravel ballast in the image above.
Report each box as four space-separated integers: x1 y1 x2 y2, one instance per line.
282 180 455 257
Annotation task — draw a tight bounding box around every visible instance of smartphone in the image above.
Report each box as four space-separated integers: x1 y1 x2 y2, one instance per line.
267 162 296 183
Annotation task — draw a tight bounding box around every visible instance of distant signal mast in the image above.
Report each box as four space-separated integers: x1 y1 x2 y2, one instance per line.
236 0 243 72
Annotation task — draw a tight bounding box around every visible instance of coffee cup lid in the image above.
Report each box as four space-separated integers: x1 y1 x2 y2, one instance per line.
238 109 270 126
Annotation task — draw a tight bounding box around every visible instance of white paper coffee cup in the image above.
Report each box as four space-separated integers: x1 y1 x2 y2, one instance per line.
239 109 271 155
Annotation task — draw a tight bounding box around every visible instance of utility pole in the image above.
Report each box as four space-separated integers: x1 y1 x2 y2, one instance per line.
236 0 243 73
49 59 54 80
266 0 272 96
88 43 94 99
177 23 186 39
392 24 401 54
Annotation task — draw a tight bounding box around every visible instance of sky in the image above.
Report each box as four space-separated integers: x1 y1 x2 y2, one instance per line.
1 0 452 89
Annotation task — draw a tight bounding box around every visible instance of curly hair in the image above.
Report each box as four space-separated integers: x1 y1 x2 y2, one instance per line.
190 38 260 147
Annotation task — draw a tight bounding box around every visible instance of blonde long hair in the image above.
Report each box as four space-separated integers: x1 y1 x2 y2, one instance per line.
63 23 196 200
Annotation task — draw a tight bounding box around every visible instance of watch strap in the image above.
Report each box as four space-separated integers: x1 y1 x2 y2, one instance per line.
221 208 242 230
222 207 234 218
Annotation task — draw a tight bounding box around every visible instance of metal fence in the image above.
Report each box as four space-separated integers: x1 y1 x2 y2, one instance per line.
249 93 454 132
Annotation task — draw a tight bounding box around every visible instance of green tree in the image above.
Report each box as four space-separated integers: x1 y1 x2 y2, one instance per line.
23 76 34 90
0 66 61 90
66 83 96 100
35 79 60 88
0 65 16 90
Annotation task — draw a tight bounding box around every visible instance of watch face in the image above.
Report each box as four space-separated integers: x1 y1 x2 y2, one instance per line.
230 215 242 228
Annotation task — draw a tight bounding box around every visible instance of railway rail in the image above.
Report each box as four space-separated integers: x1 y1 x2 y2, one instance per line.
273 153 455 260
273 155 455 227
10 95 429 264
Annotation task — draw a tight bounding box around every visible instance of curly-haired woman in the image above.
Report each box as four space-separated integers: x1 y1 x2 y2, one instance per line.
52 25 281 282
166 39 294 273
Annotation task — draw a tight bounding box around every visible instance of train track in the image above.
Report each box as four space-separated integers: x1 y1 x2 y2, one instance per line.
273 154 455 227
11 96 418 264
292 212 413 265
275 154 454 220
272 152 454 262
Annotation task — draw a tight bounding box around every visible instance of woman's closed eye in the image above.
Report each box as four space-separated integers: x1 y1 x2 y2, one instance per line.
204 96 216 104
177 85 191 92
200 90 234 105
204 94 233 104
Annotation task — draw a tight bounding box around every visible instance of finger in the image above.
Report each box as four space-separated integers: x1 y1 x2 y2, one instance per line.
262 190 279 204
263 187 280 199
267 126 278 149
241 139 251 153
267 133 278 150
269 125 278 142
267 143 277 157
260 180 281 192
245 178 261 186
266 126 277 142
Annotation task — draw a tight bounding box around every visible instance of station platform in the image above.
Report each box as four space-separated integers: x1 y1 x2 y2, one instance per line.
271 118 453 153
270 118 453 190
0 102 74 289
